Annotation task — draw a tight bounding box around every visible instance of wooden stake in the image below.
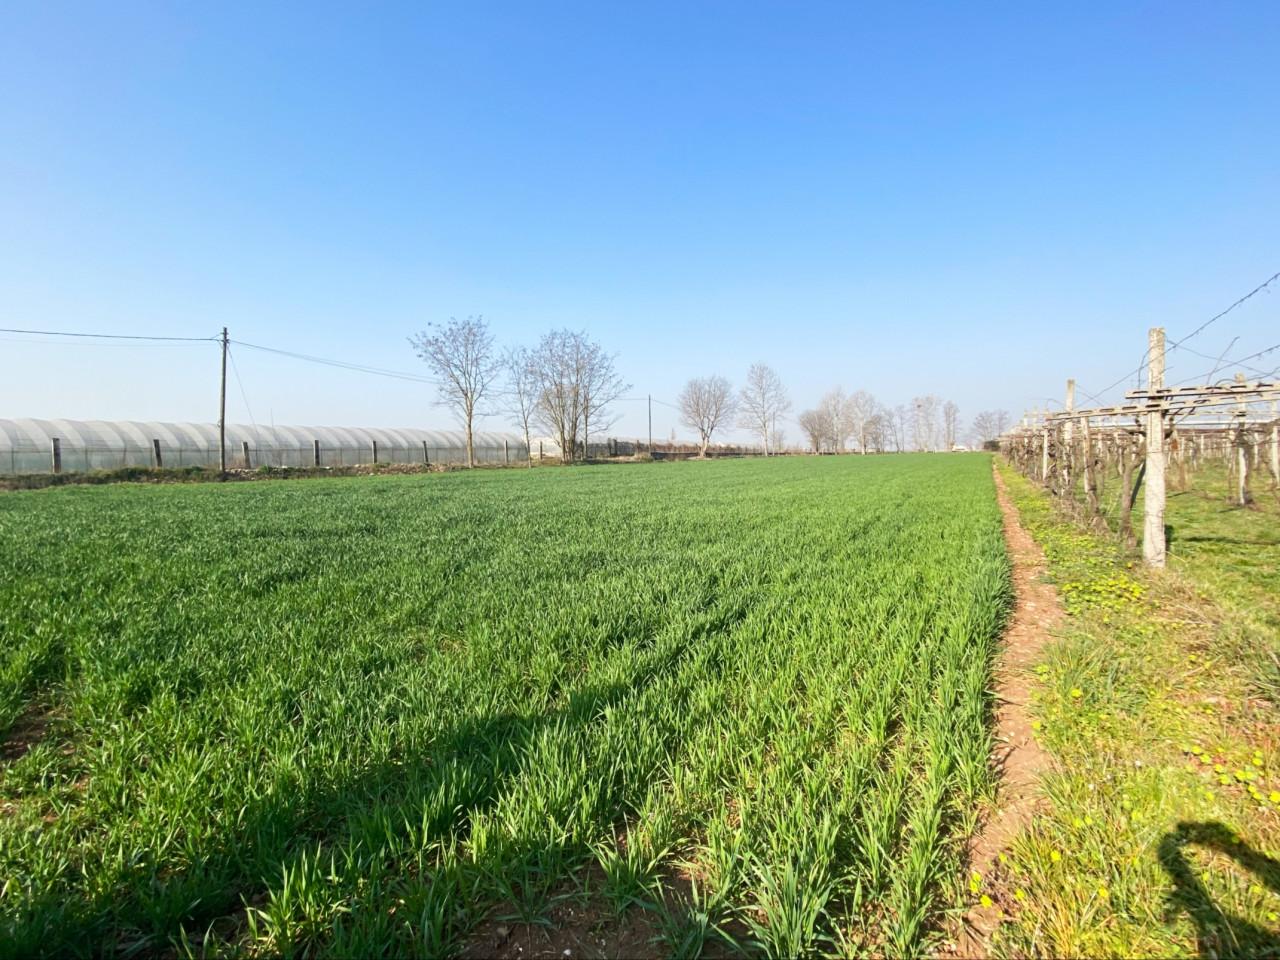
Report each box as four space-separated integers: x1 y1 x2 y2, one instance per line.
152 438 162 468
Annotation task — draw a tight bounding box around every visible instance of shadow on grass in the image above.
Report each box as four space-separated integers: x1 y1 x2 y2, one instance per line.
3 676 648 959
1158 821 1280 959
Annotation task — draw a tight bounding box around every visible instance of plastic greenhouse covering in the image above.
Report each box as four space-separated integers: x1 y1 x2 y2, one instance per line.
0 419 529 474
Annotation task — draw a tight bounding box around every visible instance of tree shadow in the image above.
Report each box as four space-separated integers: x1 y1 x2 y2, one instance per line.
1158 821 1280 959
5 673 655 958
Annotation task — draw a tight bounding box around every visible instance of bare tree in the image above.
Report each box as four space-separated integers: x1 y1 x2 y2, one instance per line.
409 315 499 468
580 339 630 459
504 346 537 465
889 404 908 453
972 409 1012 446
819 387 852 453
770 425 787 454
865 409 889 453
798 408 826 453
847 389 877 454
943 400 960 450
678 376 737 457
911 395 941 451
529 329 584 464
527 329 627 464
738 363 791 455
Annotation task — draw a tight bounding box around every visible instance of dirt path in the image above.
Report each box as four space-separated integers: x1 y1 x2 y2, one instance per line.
950 464 1064 957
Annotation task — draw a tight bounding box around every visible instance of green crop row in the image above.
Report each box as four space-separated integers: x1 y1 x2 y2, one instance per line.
0 454 1009 958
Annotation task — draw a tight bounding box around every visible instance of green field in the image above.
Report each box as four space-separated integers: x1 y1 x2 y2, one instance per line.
0 455 1009 958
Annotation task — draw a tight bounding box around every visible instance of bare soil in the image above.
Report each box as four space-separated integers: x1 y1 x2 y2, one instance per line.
947 464 1063 957
460 866 745 960
1 704 54 764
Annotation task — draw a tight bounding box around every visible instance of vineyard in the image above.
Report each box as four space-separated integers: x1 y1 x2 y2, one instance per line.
0 455 1009 958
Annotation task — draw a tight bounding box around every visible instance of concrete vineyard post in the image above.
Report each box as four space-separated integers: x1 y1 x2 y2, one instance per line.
1040 415 1049 484
242 441 251 469
1082 415 1098 519
314 439 321 467
1271 402 1279 486
1063 379 1075 495
1142 327 1167 568
51 437 62 474
152 439 162 468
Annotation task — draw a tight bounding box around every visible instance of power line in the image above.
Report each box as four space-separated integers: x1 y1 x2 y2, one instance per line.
1172 339 1278 380
1169 270 1280 351
1086 268 1280 402
230 339 444 385
226 346 260 431
0 326 218 343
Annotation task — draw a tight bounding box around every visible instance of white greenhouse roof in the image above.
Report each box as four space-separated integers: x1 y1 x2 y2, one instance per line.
0 419 524 452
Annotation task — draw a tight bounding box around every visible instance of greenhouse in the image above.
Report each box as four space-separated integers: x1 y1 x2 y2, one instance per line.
0 418 529 474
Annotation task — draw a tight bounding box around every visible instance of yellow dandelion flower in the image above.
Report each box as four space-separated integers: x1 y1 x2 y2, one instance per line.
1014 889 1026 901
1097 886 1110 898
1070 688 1083 699
980 894 993 908
1050 850 1062 863
1269 791 1280 803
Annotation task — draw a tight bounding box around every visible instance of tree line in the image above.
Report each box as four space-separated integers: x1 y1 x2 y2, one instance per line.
411 315 1010 466
411 316 627 467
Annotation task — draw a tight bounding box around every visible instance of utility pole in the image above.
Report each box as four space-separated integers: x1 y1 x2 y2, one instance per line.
1143 327 1166 568
219 327 229 475
647 394 652 453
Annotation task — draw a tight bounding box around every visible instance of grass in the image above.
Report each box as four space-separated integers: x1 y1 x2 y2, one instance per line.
0 454 1009 958
990 462 1280 958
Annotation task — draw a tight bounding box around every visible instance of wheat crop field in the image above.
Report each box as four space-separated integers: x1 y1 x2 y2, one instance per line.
0 455 1010 958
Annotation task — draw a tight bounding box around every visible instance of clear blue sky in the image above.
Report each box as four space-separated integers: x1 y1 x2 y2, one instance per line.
2 1 1277 442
